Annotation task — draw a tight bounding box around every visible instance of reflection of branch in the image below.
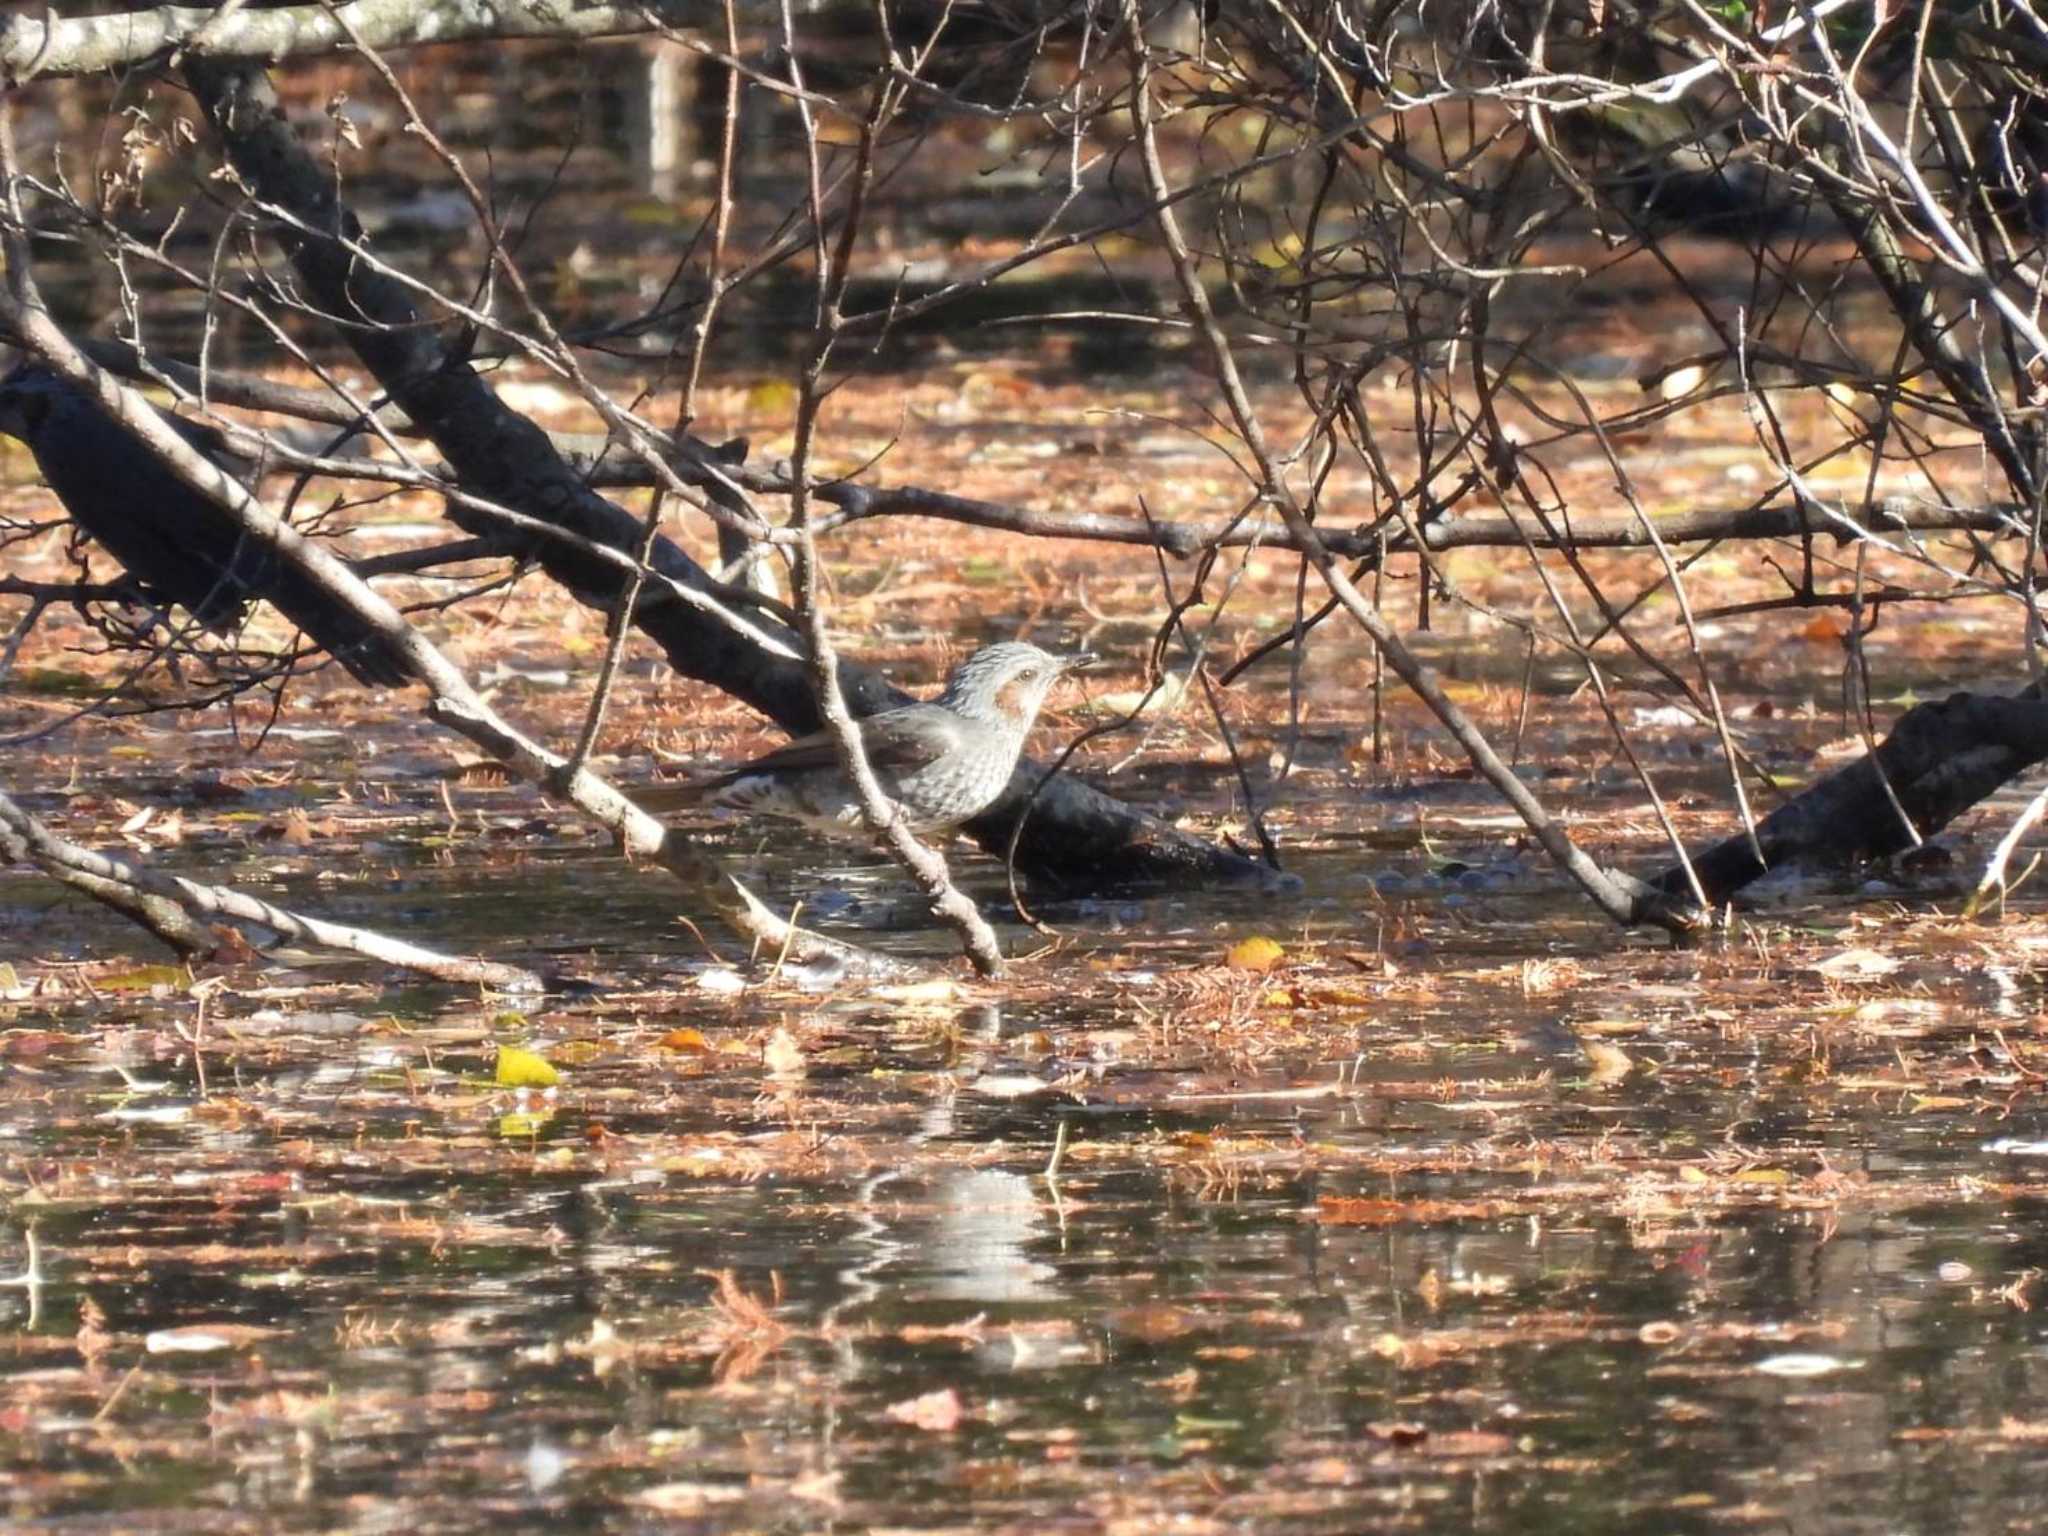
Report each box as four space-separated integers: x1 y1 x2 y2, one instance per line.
0 786 542 989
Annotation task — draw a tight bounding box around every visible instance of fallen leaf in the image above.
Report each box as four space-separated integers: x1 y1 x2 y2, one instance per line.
146 1324 279 1354
657 1028 710 1053
1753 1353 1860 1377
763 1027 806 1080
1810 948 1901 981
95 965 187 994
631 1482 746 1516
1583 1040 1633 1084
495 1045 560 1087
884 1387 965 1432
1364 1420 1429 1445
1226 937 1285 973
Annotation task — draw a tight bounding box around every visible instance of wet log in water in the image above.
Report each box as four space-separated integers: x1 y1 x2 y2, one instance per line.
1656 691 2048 906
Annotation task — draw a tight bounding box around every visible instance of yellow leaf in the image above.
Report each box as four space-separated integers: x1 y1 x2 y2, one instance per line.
811 118 863 148
1297 983 1374 1008
498 1110 555 1139
496 1045 559 1088
97 965 187 993
747 378 798 414
1730 1167 1791 1185
1247 235 1302 270
658 1028 710 1054
1226 937 1285 973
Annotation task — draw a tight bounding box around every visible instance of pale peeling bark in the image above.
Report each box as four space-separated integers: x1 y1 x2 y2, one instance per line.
0 787 545 989
2 1 721 80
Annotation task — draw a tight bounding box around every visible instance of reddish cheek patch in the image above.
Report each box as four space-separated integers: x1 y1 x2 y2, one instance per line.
995 677 1033 718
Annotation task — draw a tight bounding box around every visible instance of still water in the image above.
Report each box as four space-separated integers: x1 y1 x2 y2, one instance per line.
4 837 2046 1534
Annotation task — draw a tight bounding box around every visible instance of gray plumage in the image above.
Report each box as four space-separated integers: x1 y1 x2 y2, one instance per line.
653 641 1091 835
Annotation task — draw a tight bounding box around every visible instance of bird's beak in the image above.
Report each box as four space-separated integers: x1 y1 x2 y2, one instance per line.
1060 650 1100 674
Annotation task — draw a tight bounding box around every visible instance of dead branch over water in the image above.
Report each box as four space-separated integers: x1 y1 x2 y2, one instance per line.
0 0 2043 970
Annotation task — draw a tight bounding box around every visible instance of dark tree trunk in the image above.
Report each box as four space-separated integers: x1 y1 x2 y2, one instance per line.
182 60 1263 890
1655 691 2048 904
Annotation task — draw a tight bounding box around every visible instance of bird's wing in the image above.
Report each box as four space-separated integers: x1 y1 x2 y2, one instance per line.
712 706 963 784
641 705 964 808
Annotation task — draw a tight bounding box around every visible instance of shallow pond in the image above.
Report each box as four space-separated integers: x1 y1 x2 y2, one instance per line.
5 821 2048 1534
2 29 2039 1529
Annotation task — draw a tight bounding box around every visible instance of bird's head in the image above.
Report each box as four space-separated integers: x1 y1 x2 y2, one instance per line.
939 640 1094 728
